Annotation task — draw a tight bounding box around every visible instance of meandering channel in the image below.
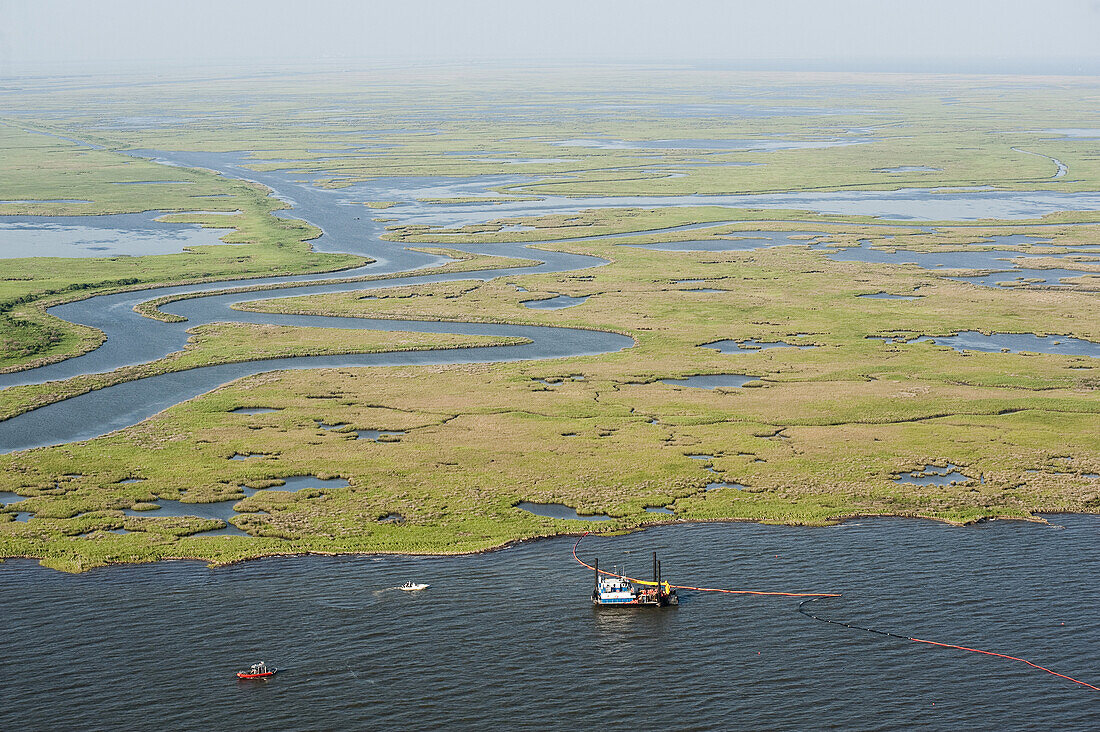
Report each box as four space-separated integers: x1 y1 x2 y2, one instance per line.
2 149 1099 453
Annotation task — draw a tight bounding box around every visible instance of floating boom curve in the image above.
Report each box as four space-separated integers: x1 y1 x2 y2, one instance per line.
574 532 1098 692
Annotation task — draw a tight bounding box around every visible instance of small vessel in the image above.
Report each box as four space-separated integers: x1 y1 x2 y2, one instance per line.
236 661 277 679
399 582 430 591
592 553 678 607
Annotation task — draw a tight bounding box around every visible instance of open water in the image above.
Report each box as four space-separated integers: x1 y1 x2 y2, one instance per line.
1 517 1097 730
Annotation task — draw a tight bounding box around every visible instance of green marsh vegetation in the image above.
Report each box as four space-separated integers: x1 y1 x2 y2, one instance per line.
0 125 365 371
0 69 1097 570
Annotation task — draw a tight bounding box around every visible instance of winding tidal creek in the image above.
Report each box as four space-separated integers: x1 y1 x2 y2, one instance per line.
2 152 1099 729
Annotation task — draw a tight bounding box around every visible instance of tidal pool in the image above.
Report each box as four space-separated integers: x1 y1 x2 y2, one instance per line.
814 240 1098 288
0 212 236 258
872 331 1099 357
893 464 973 486
356 429 405 441
1 491 29 507
858 292 919 300
629 230 828 252
705 482 748 490
661 374 755 389
517 502 611 521
522 294 588 310
947 268 1097 288
229 452 268 460
120 476 350 536
702 339 815 352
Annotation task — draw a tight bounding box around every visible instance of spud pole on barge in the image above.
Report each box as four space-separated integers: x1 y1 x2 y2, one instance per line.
591 550 677 607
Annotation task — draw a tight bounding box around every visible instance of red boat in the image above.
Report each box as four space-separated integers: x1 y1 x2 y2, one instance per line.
236 661 277 679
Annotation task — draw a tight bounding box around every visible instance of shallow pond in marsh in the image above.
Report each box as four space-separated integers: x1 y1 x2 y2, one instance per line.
0 212 235 258
521 294 589 309
871 331 1100 357
517 501 611 521
660 373 755 389
118 476 352 536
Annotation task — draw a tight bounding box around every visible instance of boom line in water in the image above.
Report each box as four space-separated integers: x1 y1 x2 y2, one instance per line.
573 532 1099 692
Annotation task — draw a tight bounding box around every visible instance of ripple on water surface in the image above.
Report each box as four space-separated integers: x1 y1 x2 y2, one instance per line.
1 517 1097 729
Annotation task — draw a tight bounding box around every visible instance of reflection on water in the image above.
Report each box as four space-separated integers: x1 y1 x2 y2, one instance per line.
0 491 29 507
522 294 588 310
630 230 829 251
870 331 1099 357
0 212 236 258
517 501 611 521
813 239 1099 289
119 476 351 536
356 429 405 441
893 464 973 486
660 374 754 389
702 339 816 352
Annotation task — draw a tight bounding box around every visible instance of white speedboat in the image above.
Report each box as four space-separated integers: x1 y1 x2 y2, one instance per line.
399 582 430 591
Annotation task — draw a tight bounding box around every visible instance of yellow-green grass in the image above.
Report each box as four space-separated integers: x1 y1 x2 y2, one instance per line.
132 247 538 323
3 219 1096 571
0 322 528 422
2 69 1099 571
0 125 365 370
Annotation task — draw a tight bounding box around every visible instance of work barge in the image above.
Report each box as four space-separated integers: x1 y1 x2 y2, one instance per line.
592 552 678 607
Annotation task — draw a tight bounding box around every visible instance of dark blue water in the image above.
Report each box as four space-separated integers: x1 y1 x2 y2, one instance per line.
1 517 1096 730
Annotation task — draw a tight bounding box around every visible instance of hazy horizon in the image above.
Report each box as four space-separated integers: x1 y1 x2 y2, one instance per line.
2 0 1099 78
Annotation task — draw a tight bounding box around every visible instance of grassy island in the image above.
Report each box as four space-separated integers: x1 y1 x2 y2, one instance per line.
0 69 1097 571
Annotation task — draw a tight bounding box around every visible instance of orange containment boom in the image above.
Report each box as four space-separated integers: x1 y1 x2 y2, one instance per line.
574 532 1099 692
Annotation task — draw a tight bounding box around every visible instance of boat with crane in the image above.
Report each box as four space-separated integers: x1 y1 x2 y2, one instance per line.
592 552 677 607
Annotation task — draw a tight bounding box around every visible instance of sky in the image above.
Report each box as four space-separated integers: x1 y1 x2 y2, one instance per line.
1 0 1098 77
